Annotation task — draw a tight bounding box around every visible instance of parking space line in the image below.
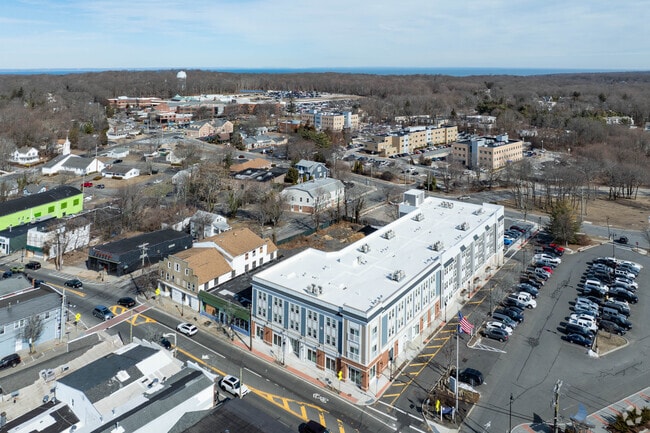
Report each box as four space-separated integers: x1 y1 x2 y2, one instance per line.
318 412 326 426
591 413 607 425
409 425 427 433
382 393 402 398
410 362 426 367
337 419 346 433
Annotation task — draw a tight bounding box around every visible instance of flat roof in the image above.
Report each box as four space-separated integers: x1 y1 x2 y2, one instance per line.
1 186 82 217
254 196 502 316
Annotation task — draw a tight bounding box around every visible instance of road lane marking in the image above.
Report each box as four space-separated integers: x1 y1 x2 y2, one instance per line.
245 367 261 377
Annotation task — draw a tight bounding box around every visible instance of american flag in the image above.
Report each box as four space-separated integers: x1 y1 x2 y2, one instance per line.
458 312 474 335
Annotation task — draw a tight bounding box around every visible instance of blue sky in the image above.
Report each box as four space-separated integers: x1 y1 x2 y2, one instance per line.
1 0 648 71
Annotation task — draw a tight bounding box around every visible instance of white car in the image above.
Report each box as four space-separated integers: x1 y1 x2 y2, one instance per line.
176 322 198 336
533 253 561 265
570 313 597 325
485 321 513 335
219 375 250 397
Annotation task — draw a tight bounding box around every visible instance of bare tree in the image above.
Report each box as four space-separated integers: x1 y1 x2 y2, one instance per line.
190 211 215 240
21 315 44 354
311 187 329 231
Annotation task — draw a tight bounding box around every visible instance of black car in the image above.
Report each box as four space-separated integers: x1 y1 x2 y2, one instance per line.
25 261 41 270
600 312 632 330
563 333 593 348
501 297 527 310
615 236 629 244
457 368 484 386
117 297 136 308
608 287 638 304
2 270 12 279
0 353 21 369
299 420 331 433
160 337 172 350
495 307 524 323
482 327 509 342
515 283 539 298
64 279 83 288
113 159 123 164
598 320 626 335
522 278 543 289
564 323 595 339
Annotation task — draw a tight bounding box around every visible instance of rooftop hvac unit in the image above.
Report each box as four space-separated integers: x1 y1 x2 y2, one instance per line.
391 269 405 282
360 243 370 253
459 222 469 231
430 241 444 251
473 208 485 215
413 213 425 221
383 229 395 240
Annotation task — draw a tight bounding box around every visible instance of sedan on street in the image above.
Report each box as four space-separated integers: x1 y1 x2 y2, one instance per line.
64 279 83 288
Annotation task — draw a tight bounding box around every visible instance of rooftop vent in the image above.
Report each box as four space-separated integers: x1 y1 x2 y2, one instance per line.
391 270 405 282
412 213 425 222
430 241 444 251
359 243 370 253
440 201 454 209
458 222 469 231
473 208 485 215
383 229 395 240
304 283 322 296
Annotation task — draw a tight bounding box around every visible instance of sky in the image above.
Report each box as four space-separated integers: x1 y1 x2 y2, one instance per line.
1 0 648 72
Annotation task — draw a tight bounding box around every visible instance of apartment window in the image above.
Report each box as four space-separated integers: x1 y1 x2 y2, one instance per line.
61 202 67 209
273 333 283 347
184 269 189 276
306 310 318 339
325 357 337 373
48 206 55 213
272 298 284 325
73 198 80 206
257 292 268 318
289 303 300 331
307 348 317 363
245 252 249 260
348 345 360 363
168 262 171 268
348 323 360 343
166 272 169 280
325 317 337 347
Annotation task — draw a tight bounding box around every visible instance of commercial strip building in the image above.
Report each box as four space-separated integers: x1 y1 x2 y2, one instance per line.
363 125 458 157
0 186 83 233
251 191 504 391
451 133 524 170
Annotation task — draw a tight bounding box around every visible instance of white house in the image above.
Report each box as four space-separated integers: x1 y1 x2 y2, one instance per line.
157 228 278 312
105 147 130 158
282 177 345 214
27 217 91 260
190 210 231 239
41 154 105 176
102 165 140 179
295 159 329 180
10 147 39 165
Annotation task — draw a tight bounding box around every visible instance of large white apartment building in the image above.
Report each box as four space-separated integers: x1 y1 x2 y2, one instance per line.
251 191 504 391
300 110 359 131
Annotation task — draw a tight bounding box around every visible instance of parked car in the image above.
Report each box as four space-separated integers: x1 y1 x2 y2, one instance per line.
177 322 198 336
482 327 509 342
615 236 629 244
299 421 331 433
515 283 539 298
598 320 626 335
602 299 631 316
495 307 524 323
508 292 537 309
455 368 484 386
95 184 105 189
0 353 21 369
10 265 24 273
608 288 638 304
25 261 41 270
562 333 594 348
574 297 599 310
564 323 595 339
81 181 93 188
485 321 513 335
533 253 561 265
160 337 172 350
491 312 518 329
219 375 251 397
117 297 136 308
113 159 123 164
2 270 12 279
92 305 115 321
600 312 632 330
502 297 527 310
64 279 83 288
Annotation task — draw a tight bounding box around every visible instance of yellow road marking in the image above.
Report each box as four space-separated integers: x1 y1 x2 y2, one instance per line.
382 393 402 397
410 362 426 367
56 285 86 297
337 419 346 433
318 412 326 426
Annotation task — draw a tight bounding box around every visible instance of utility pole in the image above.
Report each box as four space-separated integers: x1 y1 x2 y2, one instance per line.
509 393 513 433
553 380 563 433
138 243 149 268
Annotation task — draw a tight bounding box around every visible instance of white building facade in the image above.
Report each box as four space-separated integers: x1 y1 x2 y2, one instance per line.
251 191 504 391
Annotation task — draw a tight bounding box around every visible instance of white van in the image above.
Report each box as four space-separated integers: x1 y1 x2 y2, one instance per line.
583 279 607 293
568 317 597 332
533 254 561 265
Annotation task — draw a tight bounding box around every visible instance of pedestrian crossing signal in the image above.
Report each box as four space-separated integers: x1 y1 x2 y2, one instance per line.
75 313 81 321
337 370 343 381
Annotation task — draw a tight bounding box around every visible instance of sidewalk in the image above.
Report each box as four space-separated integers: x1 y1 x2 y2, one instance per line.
511 386 650 433
146 293 454 406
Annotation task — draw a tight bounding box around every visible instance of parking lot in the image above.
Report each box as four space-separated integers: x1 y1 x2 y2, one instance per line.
457 240 650 433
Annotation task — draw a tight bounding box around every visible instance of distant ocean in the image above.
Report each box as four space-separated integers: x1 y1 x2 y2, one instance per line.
0 66 640 77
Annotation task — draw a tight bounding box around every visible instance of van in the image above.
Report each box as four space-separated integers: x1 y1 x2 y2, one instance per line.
492 312 518 328
583 280 607 294
299 420 331 433
568 317 597 332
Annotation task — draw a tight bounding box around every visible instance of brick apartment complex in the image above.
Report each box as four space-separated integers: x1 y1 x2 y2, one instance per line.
451 133 523 170
364 125 458 157
300 110 359 131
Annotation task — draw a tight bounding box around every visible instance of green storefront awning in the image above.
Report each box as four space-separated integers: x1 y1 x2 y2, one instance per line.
199 291 250 321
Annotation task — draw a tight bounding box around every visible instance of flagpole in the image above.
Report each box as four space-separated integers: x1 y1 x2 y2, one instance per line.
455 319 459 421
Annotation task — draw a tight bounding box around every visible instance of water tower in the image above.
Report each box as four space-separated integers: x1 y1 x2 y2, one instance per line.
176 70 187 92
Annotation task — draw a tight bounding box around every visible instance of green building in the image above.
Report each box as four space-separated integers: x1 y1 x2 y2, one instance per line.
0 186 83 231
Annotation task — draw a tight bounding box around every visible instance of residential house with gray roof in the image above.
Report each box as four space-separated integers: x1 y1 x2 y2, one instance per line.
295 159 329 180
281 177 344 214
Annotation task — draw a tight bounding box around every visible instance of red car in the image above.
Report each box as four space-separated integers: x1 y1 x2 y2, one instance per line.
81 182 93 188
549 243 565 252
542 266 554 274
